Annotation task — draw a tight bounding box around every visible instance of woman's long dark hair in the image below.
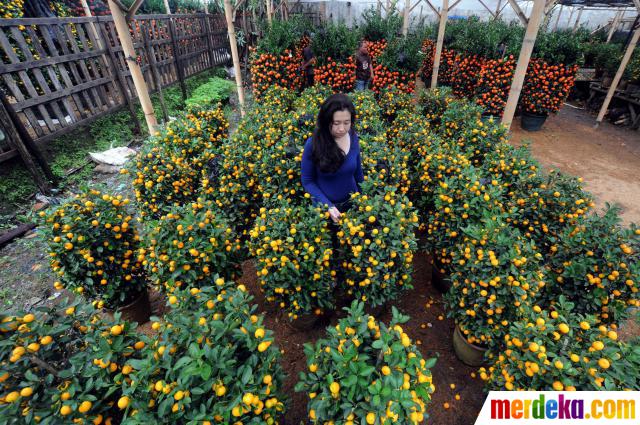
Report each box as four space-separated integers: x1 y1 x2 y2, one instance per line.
312 93 357 174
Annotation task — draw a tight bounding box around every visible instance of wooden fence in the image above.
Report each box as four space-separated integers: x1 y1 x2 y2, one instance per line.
0 13 231 164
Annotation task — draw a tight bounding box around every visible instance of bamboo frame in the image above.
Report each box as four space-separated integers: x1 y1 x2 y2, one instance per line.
431 0 449 88
607 10 622 42
107 0 158 133
403 0 411 35
501 0 546 128
224 0 246 116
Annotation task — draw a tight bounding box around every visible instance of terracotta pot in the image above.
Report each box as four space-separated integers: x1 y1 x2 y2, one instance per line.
115 289 151 324
431 261 451 293
453 326 488 367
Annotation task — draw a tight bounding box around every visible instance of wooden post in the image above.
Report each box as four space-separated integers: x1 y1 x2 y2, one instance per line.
607 10 622 42
573 7 583 32
163 0 171 14
596 28 640 127
0 96 51 194
142 21 169 122
168 17 188 101
502 0 546 129
224 0 246 116
378 0 382 14
107 0 158 134
553 5 563 30
97 17 142 135
80 0 104 50
567 6 575 27
265 0 273 25
430 0 448 89
403 0 411 35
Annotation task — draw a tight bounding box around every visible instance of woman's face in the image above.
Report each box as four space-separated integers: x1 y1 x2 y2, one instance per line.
330 109 351 140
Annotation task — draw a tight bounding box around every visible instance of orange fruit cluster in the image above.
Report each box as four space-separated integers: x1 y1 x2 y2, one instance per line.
313 57 356 92
449 54 486 98
364 39 387 61
475 56 516 116
421 39 435 81
521 59 579 115
250 48 304 99
371 64 415 94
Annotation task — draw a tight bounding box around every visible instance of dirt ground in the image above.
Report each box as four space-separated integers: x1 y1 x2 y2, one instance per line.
237 253 485 425
510 105 640 226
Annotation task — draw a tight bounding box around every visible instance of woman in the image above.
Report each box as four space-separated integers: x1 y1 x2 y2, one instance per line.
301 93 364 222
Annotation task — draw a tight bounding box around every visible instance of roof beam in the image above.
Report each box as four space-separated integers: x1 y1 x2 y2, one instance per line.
478 0 497 17
126 0 145 20
508 0 529 25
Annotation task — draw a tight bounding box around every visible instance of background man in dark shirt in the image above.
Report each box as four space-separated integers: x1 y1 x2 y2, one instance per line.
355 41 374 91
301 44 316 89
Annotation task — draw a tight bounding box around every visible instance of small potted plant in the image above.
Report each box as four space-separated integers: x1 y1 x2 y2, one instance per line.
249 202 335 328
337 183 419 314
40 187 150 323
444 215 545 365
480 296 640 391
296 301 436 424
519 59 578 131
141 199 243 294
121 279 287 423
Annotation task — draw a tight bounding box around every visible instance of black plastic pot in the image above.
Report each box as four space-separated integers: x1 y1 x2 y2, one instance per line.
520 111 548 132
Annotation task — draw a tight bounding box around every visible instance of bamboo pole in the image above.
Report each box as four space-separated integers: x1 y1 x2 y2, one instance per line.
430 0 448 89
596 28 640 127
607 10 622 42
501 0 546 129
80 0 104 50
567 6 574 27
403 0 411 35
224 0 246 116
164 0 171 14
553 5 562 30
107 0 158 133
265 0 273 25
573 6 583 32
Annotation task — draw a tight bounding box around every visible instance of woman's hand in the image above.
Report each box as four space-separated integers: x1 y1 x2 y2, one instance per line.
328 207 342 223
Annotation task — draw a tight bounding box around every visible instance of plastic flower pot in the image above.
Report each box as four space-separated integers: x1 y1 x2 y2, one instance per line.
431 260 451 293
283 311 320 332
114 288 151 324
520 111 548 132
453 326 488 367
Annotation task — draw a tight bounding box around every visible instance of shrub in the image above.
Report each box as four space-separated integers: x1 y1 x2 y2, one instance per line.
39 188 146 308
377 86 413 122
248 202 335 319
0 299 142 424
520 60 578 116
141 200 243 293
480 296 640 391
292 84 334 115
295 301 436 424
358 7 402 43
122 281 286 423
542 207 640 324
126 107 228 219
338 183 419 307
311 22 358 66
444 215 545 351
417 86 455 127
351 90 385 136
359 135 411 196
185 78 235 108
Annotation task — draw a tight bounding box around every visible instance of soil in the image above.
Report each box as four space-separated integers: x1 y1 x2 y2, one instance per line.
510 104 640 226
238 253 486 425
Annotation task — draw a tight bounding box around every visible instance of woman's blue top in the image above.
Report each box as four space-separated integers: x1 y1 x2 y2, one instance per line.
301 130 364 208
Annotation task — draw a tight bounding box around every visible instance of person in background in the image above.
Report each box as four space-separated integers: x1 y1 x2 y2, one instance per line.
301 36 316 89
355 41 374 91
